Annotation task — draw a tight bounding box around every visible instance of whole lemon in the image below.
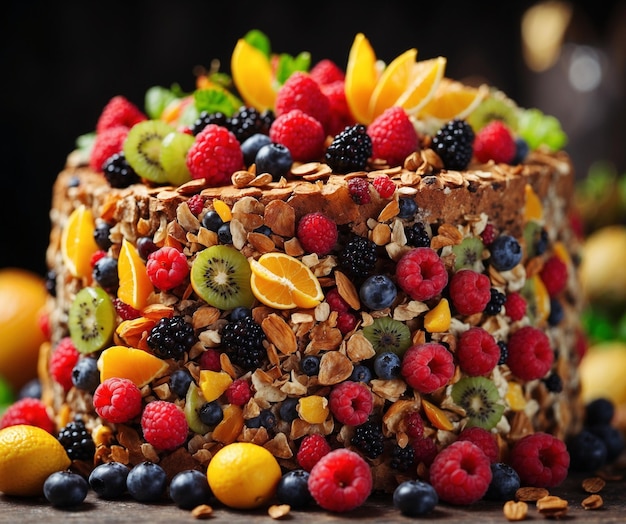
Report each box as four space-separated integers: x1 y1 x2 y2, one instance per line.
0 268 48 391
580 341 626 405
0 424 71 496
207 442 282 509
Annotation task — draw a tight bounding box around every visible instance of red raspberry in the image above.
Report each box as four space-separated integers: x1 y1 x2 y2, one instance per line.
297 212 338 256
508 432 569 488
0 398 55 433
93 377 142 423
199 348 222 371
96 95 147 134
297 433 332 471
336 312 357 335
38 310 51 340
309 59 345 85
449 269 491 315
141 400 188 451
224 379 252 406
430 440 492 505
539 255 568 297
347 177 371 204
368 107 419 167
320 80 355 136
404 411 425 439
275 72 330 131
325 287 350 313
90 249 107 268
411 436 438 466
396 248 449 302
401 342 455 394
504 292 527 321
480 223 497 245
114 298 141 320
186 124 243 185
269 109 326 162
473 120 516 164
457 427 499 463
146 246 189 291
371 175 396 199
507 326 554 381
457 327 500 377
49 337 80 392
186 194 205 216
308 448 373 512
328 381 373 425
89 125 129 172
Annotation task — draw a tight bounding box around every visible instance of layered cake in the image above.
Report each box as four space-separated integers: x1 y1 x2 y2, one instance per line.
40 31 584 503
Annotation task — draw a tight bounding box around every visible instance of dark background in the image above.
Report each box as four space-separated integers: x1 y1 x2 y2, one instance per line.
2 0 624 277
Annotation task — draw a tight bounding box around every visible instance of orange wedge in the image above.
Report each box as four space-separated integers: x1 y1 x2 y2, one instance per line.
61 205 100 278
345 33 380 125
117 238 153 310
97 345 169 388
231 38 276 112
397 57 447 116
249 253 324 310
419 79 488 121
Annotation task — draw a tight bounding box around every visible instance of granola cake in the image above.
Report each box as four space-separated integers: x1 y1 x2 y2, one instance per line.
40 33 585 493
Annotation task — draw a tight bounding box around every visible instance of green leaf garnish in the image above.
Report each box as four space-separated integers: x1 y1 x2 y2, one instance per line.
243 29 271 58
194 88 241 118
275 51 311 85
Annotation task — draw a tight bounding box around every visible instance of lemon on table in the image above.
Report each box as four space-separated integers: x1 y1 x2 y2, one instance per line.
207 442 282 509
0 424 71 497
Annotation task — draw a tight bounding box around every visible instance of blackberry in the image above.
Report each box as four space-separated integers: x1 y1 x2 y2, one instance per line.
351 420 384 459
497 341 508 365
390 443 415 471
147 315 195 359
190 110 229 136
58 419 95 461
102 152 141 188
339 235 377 279
228 106 274 143
485 288 506 315
543 373 563 393
221 315 266 370
405 222 430 247
431 119 474 170
325 124 372 173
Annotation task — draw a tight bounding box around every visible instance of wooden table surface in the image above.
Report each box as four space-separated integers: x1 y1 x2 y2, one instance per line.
1 473 625 523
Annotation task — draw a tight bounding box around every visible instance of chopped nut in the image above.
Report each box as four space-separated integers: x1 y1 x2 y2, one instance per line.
262 314 297 355
581 493 603 510
191 504 214 519
516 486 550 502
536 495 568 518
318 350 353 385
334 270 360 310
268 504 291 519
582 476 606 493
503 500 528 521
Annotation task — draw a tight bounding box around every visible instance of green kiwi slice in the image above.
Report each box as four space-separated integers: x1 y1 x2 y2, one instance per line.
363 317 411 356
467 90 520 133
452 236 485 272
184 382 211 434
123 120 176 184
191 245 255 311
451 376 505 430
68 286 116 354
160 131 195 186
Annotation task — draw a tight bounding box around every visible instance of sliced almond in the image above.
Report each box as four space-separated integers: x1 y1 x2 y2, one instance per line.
318 351 353 385
262 314 297 355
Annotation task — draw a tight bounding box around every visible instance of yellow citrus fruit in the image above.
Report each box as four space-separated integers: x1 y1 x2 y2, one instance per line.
397 56 447 116
580 342 626 404
419 79 488 121
61 204 100 278
199 370 233 402
0 268 48 391
0 424 71 496
207 442 282 509
250 253 324 310
117 238 153 310
97 345 169 388
524 184 544 222
231 38 276 112
345 33 380 124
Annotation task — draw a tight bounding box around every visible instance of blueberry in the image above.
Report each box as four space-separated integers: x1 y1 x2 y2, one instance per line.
254 225 272 236
279 397 299 422
72 357 100 393
484 463 520 501
136 236 158 260
246 408 277 430
217 222 232 244
301 355 320 376
547 297 564 326
276 469 313 510
512 137 529 165
93 221 113 251
359 274 397 311
374 351 401 379
169 369 193 399
43 471 89 507
199 401 224 426
349 364 372 383
241 133 272 167
585 398 615 426
230 306 252 321
490 234 522 271
18 378 42 399
398 197 418 219
89 462 130 499
126 461 168 502
169 469 213 509
393 479 438 516
201 210 224 232
255 142 293 181
588 425 625 462
92 256 119 292
568 429 608 472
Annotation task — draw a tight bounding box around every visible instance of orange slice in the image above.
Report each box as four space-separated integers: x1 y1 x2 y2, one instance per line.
97 345 169 388
117 238 153 310
419 79 488 121
199 370 233 402
397 56 447 116
524 184 544 222
231 38 276 112
61 205 100 278
421 398 454 431
212 404 245 444
345 33 380 125
249 253 324 310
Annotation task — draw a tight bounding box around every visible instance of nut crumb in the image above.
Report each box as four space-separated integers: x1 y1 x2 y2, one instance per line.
536 495 568 518
268 504 291 519
503 500 528 521
191 504 214 519
582 476 606 493
581 493 603 510
515 486 549 502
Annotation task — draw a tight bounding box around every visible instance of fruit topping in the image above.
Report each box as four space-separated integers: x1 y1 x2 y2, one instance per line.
68 286 116 354
451 376 505 430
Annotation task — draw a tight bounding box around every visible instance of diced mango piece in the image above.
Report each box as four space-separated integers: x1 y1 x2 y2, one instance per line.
212 404 244 444
424 298 451 333
422 398 454 431
506 382 527 411
524 184 543 222
199 370 233 402
297 395 329 424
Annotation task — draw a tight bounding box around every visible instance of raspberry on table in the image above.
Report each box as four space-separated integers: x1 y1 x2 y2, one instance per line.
269 109 326 162
49 337 80 392
368 107 419 167
328 381 373 425
96 95 147 134
371 175 396 198
186 124 243 185
0 397 55 433
348 177 372 204
456 327 500 377
275 72 330 131
93 377 142 424
539 255 568 297
146 246 190 291
401 342 455 394
89 125 129 172
504 292 527 321
141 400 188 451
396 247 449 301
224 378 252 406
508 432 569 487
457 427 499 463
473 120 516 164
297 433 332 472
449 269 492 315
429 440 492 505
297 212 339 256
507 326 554 381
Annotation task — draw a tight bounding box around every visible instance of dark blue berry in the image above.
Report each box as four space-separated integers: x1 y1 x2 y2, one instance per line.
72 357 100 393
230 306 252 321
241 133 272 167
254 225 272 236
255 142 293 181
588 425 625 462
217 222 232 244
279 397 299 422
170 369 193 399
102 152 141 188
497 341 508 365
512 137 530 165
276 469 313 509
548 298 564 326
201 210 224 232
585 398 615 426
490 234 522 271
246 409 277 431
568 429 608 472
349 364 372 383
136 236 158 260
359 274 397 310
374 352 401 380
89 462 130 499
199 401 223 426
300 355 320 376
18 378 42 399
484 463 520 501
398 197 418 219
43 471 89 507
535 228 549 255
58 419 95 461
169 469 213 509
92 256 119 292
543 373 563 393
93 222 113 251
126 461 168 502
393 479 438 516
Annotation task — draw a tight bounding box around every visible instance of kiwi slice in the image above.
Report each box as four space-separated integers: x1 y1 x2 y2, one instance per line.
452 236 485 272
184 382 211 435
451 376 505 430
160 131 195 186
68 286 116 354
191 245 255 311
123 120 176 184
467 90 520 133
362 317 411 356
